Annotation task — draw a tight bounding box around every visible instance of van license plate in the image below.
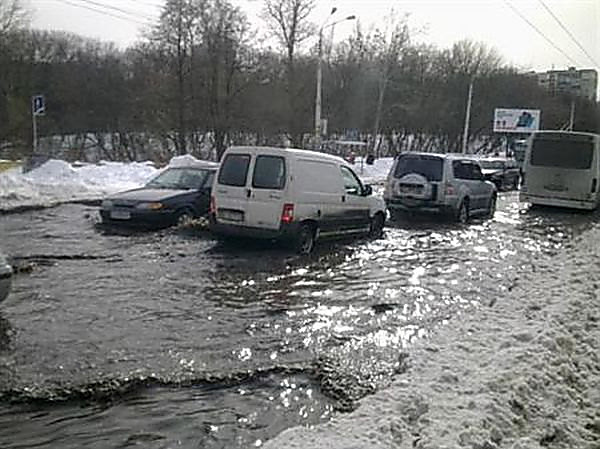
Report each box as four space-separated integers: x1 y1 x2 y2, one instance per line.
111 209 131 220
219 209 244 222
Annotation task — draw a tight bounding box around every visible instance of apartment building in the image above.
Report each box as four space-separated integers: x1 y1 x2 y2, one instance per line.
534 67 598 101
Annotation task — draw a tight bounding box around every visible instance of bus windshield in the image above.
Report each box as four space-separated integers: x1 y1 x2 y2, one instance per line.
531 137 594 170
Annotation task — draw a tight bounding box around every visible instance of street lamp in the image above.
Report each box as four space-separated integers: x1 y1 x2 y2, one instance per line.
314 10 356 149
461 77 474 154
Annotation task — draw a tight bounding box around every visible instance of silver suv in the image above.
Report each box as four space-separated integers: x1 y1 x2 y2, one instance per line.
384 153 497 222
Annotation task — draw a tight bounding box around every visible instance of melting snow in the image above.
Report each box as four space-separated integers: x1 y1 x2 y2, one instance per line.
0 156 394 212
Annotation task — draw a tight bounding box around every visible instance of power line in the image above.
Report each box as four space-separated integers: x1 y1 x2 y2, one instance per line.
52 0 154 27
123 0 165 9
71 0 157 22
502 0 582 67
537 0 599 68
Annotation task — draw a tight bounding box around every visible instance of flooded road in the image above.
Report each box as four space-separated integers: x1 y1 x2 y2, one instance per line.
0 193 595 448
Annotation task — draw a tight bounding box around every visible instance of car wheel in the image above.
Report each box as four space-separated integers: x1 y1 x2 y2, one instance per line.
456 199 469 224
176 208 194 226
513 176 519 190
296 224 316 255
369 213 385 239
487 195 497 219
389 208 402 221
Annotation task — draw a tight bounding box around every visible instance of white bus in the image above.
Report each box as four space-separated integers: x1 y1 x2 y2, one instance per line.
520 130 600 210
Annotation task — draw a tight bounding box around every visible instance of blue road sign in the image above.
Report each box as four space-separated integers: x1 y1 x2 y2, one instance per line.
32 95 45 116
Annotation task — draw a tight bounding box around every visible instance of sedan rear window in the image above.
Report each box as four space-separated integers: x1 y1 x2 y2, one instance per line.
252 156 286 190
394 155 443 181
218 154 251 187
146 168 210 190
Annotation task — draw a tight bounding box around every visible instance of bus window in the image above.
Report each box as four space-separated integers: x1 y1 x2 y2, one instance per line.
531 138 593 169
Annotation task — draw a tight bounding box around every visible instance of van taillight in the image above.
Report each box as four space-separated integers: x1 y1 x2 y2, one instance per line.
281 203 294 223
592 179 597 193
444 183 455 195
209 195 216 214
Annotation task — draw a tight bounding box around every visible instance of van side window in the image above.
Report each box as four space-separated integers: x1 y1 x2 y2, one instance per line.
218 154 250 187
340 166 363 195
252 156 286 190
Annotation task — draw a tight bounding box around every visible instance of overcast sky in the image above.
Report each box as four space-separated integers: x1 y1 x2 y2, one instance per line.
30 0 599 74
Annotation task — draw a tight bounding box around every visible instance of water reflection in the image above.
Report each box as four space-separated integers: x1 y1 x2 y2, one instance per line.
1 194 598 448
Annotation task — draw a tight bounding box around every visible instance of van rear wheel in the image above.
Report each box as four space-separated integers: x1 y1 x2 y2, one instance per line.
296 224 315 255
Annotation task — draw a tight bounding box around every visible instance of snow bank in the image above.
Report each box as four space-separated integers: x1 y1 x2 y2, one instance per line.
264 227 600 448
353 157 394 185
0 155 393 213
0 159 158 212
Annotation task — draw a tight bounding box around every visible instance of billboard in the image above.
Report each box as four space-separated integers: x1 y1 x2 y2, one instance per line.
493 108 540 133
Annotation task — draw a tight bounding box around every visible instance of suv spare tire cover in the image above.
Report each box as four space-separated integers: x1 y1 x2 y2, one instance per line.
395 173 433 199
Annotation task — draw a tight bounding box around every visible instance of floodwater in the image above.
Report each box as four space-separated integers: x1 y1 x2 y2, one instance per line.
0 193 594 448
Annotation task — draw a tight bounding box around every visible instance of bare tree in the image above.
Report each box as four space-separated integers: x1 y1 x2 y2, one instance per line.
263 0 315 64
369 13 410 157
262 0 315 146
152 0 201 155
0 0 27 37
197 0 251 159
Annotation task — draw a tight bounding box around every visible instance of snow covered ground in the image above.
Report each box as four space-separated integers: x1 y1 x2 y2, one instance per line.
0 155 394 213
264 231 600 448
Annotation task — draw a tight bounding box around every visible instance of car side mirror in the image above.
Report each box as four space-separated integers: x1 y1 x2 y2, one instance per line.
363 185 373 196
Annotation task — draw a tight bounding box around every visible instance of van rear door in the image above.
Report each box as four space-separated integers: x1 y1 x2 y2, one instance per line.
215 152 252 224
527 134 596 201
245 155 287 230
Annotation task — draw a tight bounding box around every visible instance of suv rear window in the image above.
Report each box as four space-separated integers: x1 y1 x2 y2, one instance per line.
218 154 250 187
394 155 443 181
252 156 286 189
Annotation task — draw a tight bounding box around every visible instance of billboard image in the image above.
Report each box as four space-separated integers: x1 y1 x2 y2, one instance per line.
493 108 540 133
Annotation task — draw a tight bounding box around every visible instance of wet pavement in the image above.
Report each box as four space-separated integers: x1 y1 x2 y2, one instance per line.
0 192 595 448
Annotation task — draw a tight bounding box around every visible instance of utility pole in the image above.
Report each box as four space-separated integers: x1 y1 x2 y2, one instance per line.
461 78 474 154
568 99 575 131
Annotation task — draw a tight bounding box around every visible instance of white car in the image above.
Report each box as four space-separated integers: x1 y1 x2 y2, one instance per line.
210 146 387 253
0 252 12 303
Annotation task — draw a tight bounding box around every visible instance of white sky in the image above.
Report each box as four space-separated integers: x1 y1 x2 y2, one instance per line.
29 0 599 74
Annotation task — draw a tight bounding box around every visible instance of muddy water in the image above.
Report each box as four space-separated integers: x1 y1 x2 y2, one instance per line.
0 193 594 448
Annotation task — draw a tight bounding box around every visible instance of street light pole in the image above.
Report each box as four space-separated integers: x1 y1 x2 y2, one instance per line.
314 28 324 147
462 77 474 154
314 9 355 150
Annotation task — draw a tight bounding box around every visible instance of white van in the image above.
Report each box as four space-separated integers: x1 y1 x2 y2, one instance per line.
209 146 387 253
520 131 600 210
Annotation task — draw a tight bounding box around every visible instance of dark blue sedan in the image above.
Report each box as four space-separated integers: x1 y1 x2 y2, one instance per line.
100 162 218 229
